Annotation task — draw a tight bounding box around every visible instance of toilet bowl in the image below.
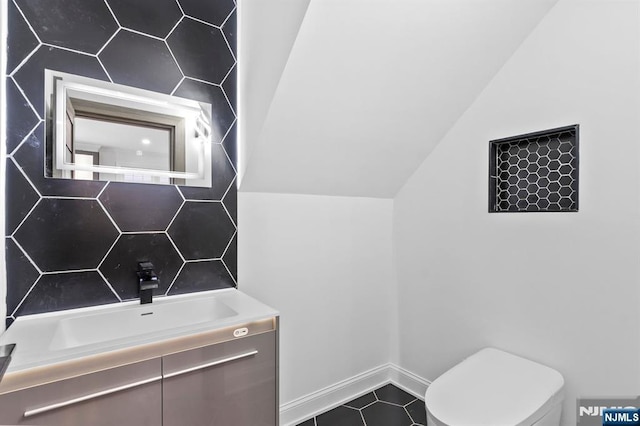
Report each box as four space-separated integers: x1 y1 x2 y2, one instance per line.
424 348 564 426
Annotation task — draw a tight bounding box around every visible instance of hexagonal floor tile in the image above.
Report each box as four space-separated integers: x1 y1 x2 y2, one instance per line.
99 30 183 94
107 0 182 39
167 202 235 260
16 0 118 54
316 406 364 426
7 1 39 75
178 0 235 27
13 45 109 117
5 160 39 235
375 384 415 405
167 18 234 85
99 183 183 232
15 271 119 316
406 399 427 425
100 233 183 300
14 199 119 272
344 392 376 409
5 238 40 315
168 260 235 295
362 402 413 426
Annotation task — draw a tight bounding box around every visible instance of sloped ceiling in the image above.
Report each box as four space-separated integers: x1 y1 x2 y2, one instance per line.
239 0 559 198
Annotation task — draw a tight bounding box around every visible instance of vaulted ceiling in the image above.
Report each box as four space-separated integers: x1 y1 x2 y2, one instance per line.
239 0 559 198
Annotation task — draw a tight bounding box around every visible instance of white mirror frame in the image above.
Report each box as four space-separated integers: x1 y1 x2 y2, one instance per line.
46 70 213 187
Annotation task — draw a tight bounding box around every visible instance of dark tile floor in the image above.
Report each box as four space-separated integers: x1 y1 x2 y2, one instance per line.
296 383 426 426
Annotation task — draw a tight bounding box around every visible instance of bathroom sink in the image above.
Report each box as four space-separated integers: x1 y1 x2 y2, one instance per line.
49 297 238 351
0 289 278 372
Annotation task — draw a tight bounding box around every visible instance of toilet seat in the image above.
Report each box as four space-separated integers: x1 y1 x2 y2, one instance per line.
425 348 564 426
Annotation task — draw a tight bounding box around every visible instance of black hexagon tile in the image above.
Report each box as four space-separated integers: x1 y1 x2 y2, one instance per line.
222 232 236 282
406 399 427 425
172 78 235 144
100 234 183 300
316 406 364 426
99 30 183 94
168 260 235 295
222 121 237 171
99 183 183 232
15 271 119 316
5 238 40 315
13 45 109 117
7 1 40 74
167 18 234 85
179 144 235 201
222 65 237 114
13 123 107 198
345 392 377 410
168 202 235 260
5 0 240 318
15 0 118 54
178 0 235 27
375 384 415 405
222 177 237 224
6 78 39 153
14 199 119 272
222 8 236 56
362 402 413 426
5 160 39 235
106 0 182 39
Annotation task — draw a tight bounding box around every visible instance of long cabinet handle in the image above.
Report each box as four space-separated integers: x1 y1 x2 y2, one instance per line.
163 350 258 379
23 375 163 418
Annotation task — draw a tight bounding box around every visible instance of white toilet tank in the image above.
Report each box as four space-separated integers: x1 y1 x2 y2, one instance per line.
425 348 564 426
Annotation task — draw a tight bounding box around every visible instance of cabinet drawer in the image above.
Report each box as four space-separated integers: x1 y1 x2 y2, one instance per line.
163 330 277 426
0 358 162 426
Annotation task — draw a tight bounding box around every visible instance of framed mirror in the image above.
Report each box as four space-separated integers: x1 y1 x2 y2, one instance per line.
45 70 212 187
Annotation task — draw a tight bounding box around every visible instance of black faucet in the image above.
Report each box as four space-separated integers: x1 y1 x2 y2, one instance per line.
137 261 159 304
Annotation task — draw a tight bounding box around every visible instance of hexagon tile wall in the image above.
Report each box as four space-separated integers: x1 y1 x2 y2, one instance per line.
4 0 238 327
489 125 579 213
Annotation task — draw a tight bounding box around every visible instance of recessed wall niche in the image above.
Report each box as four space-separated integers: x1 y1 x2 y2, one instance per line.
489 125 579 213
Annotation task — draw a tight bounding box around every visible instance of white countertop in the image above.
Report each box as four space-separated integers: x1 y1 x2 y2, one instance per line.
0 289 279 374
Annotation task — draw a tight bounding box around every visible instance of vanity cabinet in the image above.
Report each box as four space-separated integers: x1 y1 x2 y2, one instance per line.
163 331 277 426
0 358 162 425
0 329 277 426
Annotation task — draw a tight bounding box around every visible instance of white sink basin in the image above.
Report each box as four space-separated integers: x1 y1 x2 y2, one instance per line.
0 289 279 372
49 297 237 351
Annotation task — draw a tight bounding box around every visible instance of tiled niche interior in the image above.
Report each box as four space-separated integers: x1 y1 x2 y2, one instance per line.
4 0 238 326
489 125 579 213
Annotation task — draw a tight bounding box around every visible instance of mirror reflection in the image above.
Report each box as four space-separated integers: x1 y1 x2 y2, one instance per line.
46 70 213 188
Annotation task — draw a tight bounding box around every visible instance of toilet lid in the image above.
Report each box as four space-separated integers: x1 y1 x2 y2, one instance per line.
425 348 564 426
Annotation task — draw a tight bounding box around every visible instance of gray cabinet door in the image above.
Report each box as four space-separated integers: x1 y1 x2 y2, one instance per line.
163 330 277 426
0 358 162 426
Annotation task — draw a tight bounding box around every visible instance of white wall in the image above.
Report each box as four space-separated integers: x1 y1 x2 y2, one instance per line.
393 1 640 425
238 192 396 404
238 0 311 186
240 0 558 198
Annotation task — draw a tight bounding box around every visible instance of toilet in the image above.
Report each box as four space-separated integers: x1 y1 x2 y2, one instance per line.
424 348 564 426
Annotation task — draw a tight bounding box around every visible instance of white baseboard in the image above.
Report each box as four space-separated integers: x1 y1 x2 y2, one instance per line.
279 363 431 426
388 363 431 399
